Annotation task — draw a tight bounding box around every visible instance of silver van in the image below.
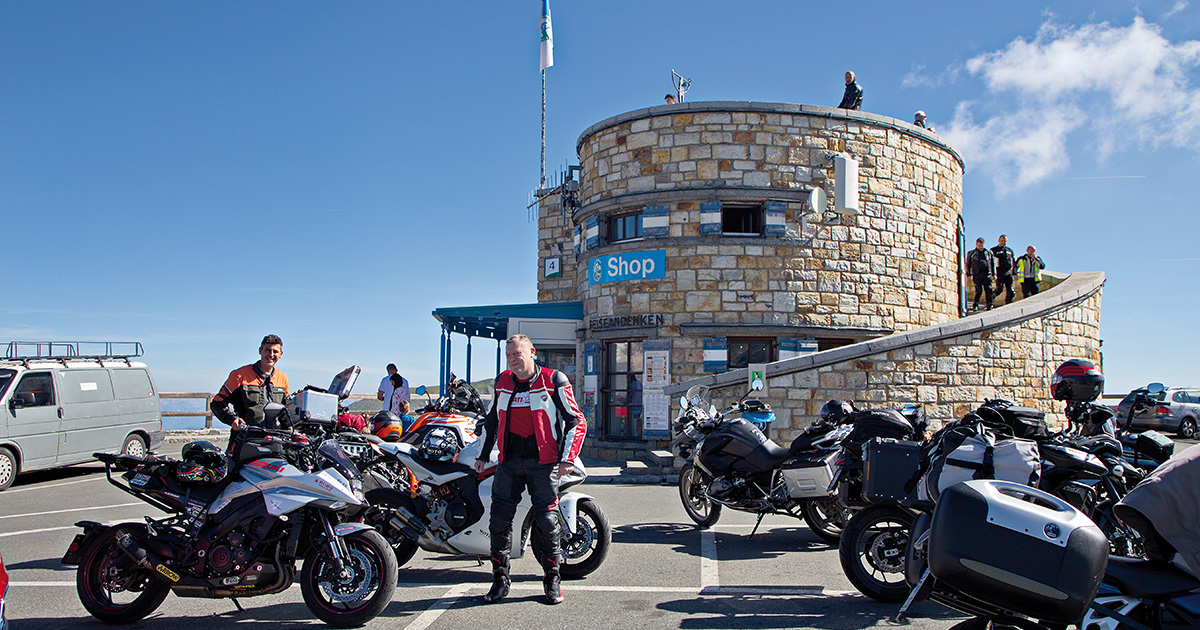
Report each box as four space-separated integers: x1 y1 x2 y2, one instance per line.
0 342 164 491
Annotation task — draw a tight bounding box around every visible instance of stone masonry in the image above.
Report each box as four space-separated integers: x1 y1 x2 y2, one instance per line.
665 272 1105 441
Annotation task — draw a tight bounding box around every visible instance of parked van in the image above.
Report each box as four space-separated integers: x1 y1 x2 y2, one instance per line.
0 341 164 491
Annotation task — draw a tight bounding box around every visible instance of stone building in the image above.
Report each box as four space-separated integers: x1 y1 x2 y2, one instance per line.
437 100 1102 462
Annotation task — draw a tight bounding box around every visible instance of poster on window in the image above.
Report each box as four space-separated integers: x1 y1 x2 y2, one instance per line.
641 340 672 436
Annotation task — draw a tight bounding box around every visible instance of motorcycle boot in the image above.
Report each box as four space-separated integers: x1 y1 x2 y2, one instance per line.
542 553 563 605
483 555 510 603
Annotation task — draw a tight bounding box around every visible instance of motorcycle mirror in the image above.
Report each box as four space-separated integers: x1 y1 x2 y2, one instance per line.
416 385 427 396
1147 382 1165 395
751 377 764 391
679 395 689 408
263 402 286 423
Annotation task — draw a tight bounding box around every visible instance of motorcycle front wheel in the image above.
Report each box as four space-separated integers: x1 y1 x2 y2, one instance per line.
678 463 721 527
300 529 398 628
560 498 612 579
838 504 915 603
76 524 171 624
801 497 849 544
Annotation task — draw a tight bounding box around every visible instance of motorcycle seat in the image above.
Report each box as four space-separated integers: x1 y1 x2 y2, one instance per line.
748 440 793 471
1104 556 1200 598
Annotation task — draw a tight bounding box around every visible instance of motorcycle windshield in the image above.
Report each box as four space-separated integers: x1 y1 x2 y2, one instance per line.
684 385 710 410
318 440 361 482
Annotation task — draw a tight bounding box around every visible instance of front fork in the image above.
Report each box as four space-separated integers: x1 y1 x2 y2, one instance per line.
318 511 351 576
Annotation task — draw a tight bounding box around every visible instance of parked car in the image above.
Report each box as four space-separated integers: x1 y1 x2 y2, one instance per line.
0 341 164 491
1116 385 1200 439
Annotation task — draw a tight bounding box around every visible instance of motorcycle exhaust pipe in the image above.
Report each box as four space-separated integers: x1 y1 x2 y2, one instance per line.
387 505 429 541
115 531 183 584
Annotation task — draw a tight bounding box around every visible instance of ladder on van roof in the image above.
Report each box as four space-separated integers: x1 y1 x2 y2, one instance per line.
5 341 144 367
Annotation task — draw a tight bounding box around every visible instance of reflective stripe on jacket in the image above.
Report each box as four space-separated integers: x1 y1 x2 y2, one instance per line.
1016 255 1044 281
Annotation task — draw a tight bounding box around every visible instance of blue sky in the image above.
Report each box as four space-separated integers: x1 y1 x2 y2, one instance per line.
3 1 1198 398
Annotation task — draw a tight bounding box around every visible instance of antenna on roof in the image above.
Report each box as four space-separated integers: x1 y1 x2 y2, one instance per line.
672 69 691 103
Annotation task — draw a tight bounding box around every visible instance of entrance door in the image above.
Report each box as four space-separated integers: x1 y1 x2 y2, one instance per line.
602 340 643 440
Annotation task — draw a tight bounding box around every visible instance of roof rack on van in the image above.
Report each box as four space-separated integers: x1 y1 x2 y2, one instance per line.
4 341 145 367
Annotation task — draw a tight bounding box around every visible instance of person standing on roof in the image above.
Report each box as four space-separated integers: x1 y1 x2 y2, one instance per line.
211 334 290 432
474 334 587 605
838 71 863 110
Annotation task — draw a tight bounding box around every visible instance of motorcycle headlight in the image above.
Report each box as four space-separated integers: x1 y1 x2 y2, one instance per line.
351 479 365 503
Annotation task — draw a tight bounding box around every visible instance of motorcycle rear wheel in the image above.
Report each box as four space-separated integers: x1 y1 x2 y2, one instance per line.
560 498 612 578
678 463 721 527
300 529 398 628
76 524 171 624
801 497 848 544
364 487 421 566
838 504 915 603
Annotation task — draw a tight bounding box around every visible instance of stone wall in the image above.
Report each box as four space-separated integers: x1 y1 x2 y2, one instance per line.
664 272 1105 440
554 102 967 345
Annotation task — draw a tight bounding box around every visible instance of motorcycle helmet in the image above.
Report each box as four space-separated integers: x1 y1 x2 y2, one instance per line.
820 400 855 423
1051 359 1104 402
420 426 461 462
176 440 228 484
371 411 404 442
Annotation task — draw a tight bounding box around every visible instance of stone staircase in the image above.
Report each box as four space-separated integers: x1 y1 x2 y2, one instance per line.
581 438 680 484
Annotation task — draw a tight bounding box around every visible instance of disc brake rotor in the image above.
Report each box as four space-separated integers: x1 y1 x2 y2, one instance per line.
563 519 596 559
319 547 376 603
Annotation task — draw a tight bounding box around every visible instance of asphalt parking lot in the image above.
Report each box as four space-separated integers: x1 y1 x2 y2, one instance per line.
4 436 1195 629
1 452 968 630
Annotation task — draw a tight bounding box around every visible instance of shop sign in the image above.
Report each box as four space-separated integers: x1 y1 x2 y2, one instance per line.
589 313 664 330
588 250 666 284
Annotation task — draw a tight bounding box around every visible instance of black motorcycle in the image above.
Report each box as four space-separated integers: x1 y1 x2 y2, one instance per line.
673 384 849 541
62 405 397 628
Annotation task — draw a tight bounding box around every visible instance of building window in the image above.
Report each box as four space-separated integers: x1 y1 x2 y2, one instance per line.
602 340 643 440
607 212 643 243
722 203 762 236
728 338 774 369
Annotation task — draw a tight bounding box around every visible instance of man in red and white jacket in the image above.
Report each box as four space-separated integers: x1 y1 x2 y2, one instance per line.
474 334 586 605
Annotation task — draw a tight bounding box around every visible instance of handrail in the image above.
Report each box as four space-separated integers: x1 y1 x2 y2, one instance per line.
159 392 376 428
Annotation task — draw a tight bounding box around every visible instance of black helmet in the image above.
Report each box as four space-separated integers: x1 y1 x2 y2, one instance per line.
1051 359 1104 402
820 400 854 423
371 411 403 442
176 440 227 484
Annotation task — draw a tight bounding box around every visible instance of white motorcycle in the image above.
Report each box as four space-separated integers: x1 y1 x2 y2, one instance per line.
363 426 611 578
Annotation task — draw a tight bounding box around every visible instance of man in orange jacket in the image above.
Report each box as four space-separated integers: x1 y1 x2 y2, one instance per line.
212 334 290 432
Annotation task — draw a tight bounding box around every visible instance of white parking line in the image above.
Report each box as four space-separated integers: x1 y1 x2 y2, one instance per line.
7 580 858 597
0 502 142 521
0 525 79 538
1 475 106 494
700 527 719 592
402 583 471 630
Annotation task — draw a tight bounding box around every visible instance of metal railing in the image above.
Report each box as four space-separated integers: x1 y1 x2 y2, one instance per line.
160 393 377 428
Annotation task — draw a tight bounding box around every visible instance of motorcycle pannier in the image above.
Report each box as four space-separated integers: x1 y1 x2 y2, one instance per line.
928 480 1109 624
977 404 1049 440
781 449 838 499
861 438 921 503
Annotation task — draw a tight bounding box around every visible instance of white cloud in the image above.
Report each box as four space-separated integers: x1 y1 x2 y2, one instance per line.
940 17 1200 193
1165 1 1189 19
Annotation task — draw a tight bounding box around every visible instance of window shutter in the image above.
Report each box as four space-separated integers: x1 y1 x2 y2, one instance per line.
643 204 669 238
703 338 728 373
586 216 600 249
700 200 722 235
779 337 819 360
763 200 786 237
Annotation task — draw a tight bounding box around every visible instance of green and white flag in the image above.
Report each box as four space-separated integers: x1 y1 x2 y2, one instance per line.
540 0 553 71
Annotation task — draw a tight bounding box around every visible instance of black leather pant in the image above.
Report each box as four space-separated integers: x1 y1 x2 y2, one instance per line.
489 456 562 576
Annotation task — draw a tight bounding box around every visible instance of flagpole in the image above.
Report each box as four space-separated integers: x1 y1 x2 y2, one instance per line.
541 69 546 188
